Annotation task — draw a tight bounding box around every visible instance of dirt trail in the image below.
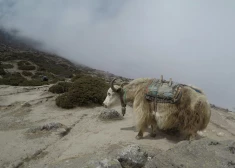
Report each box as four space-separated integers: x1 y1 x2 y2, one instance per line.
0 85 234 168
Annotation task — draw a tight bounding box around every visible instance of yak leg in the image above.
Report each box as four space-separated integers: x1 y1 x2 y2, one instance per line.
136 122 157 139
185 131 197 143
135 121 148 140
150 121 157 137
133 98 151 140
189 133 196 142
136 130 144 140
150 109 157 137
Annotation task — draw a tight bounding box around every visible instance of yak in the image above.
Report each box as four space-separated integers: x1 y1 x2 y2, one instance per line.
103 77 211 141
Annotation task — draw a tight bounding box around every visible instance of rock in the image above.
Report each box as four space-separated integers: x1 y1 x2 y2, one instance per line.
41 122 64 131
217 132 225 137
229 146 235 154
99 109 123 121
22 102 31 107
145 138 235 168
117 144 148 168
26 122 65 133
197 131 206 137
84 158 122 168
226 116 235 121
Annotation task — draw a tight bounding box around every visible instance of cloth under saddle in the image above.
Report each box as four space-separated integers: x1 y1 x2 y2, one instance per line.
145 78 184 104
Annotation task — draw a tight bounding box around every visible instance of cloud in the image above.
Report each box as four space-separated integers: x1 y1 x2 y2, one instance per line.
0 0 235 109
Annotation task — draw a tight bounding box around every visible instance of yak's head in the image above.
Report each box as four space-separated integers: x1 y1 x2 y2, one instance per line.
103 78 128 108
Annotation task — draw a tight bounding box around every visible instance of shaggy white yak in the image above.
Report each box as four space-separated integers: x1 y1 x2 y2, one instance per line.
103 78 211 141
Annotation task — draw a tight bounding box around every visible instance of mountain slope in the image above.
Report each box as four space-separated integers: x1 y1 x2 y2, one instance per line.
0 28 131 86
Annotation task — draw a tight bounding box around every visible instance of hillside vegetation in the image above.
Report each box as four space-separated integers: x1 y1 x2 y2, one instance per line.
49 74 109 108
0 28 131 90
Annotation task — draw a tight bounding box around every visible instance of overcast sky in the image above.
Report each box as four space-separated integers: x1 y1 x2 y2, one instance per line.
0 0 235 110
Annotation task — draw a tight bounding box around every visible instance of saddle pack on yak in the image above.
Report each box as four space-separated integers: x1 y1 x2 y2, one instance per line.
145 75 184 104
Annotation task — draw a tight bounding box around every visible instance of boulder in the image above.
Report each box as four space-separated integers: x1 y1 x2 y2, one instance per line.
84 158 122 168
145 138 235 168
117 144 148 168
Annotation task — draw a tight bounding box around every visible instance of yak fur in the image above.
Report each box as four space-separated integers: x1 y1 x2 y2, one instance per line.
103 78 211 140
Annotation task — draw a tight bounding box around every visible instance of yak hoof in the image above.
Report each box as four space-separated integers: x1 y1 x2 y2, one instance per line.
186 134 196 143
135 135 143 140
189 136 195 143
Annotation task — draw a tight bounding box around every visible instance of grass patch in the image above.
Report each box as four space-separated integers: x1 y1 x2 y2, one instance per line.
0 72 49 86
17 60 36 70
18 65 36 70
0 67 6 75
0 73 25 86
71 73 88 82
17 60 31 66
1 52 78 78
32 72 64 84
2 64 14 69
19 80 49 86
0 62 6 75
22 71 33 76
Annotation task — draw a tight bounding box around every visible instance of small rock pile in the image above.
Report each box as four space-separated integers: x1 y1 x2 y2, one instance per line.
26 122 66 134
84 159 122 168
98 109 123 121
84 144 148 168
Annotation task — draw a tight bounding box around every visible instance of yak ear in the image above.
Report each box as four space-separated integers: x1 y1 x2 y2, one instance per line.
116 87 122 93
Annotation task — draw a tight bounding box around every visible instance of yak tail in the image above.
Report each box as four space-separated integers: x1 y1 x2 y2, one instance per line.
197 100 211 131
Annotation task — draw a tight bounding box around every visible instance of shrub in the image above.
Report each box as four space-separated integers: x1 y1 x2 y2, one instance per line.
58 82 72 92
0 72 49 86
17 60 31 66
18 65 36 70
0 67 6 75
19 80 49 86
31 72 42 79
2 64 14 69
0 73 25 86
71 73 89 82
49 85 64 94
72 76 109 106
32 72 55 81
22 71 33 76
49 82 72 94
25 62 31 65
1 52 80 78
49 78 59 84
56 93 74 109
17 61 36 70
55 75 109 108
38 67 46 71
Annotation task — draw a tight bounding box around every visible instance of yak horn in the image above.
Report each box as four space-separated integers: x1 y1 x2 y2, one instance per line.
111 78 117 92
